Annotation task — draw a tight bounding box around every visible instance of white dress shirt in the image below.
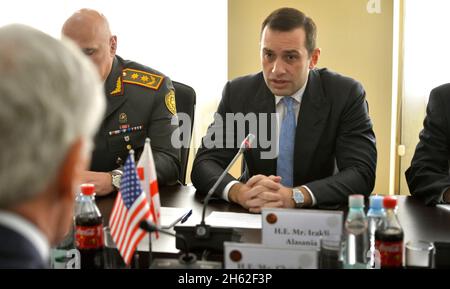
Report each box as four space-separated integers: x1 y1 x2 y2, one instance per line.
222 77 317 206
0 210 50 263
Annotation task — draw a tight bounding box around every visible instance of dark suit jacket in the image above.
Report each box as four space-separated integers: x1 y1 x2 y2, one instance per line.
191 69 377 208
0 224 48 269
91 55 180 186
405 84 450 205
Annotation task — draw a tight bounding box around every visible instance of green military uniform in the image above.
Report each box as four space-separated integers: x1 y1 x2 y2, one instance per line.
90 55 180 186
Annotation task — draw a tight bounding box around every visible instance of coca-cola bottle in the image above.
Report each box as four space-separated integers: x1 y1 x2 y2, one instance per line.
75 184 104 269
375 196 404 269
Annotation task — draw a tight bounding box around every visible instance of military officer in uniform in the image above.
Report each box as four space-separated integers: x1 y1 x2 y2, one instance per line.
62 9 180 196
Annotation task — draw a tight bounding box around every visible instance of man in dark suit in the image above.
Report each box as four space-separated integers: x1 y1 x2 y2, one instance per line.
62 9 180 196
191 8 376 211
0 24 105 268
406 84 450 205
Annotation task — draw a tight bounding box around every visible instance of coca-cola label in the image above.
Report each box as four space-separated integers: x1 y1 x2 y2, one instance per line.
75 224 104 249
376 240 403 267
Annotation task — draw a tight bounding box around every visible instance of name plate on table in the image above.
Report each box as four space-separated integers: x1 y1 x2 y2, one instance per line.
224 242 318 269
262 208 343 249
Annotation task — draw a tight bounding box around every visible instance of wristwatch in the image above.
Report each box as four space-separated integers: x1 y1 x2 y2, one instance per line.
292 187 305 208
109 169 123 190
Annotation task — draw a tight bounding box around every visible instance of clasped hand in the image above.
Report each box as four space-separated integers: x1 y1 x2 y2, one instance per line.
229 175 294 213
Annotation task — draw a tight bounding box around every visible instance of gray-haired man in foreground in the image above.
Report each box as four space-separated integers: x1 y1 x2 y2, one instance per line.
0 24 105 268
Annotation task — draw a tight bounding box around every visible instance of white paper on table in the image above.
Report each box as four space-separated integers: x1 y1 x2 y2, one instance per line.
205 211 261 229
159 207 192 228
437 204 450 213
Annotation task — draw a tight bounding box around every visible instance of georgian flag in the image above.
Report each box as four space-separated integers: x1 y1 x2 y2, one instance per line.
136 138 161 239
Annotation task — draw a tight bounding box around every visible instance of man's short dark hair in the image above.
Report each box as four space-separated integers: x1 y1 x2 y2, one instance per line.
261 7 317 55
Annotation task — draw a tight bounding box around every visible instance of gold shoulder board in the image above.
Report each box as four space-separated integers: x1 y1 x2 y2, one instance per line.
122 68 164 90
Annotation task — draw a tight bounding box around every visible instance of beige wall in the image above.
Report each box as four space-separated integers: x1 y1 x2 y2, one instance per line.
228 0 394 195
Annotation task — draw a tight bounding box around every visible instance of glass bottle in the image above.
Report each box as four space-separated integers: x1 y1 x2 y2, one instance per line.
375 196 404 269
74 184 104 269
344 195 369 269
367 195 385 268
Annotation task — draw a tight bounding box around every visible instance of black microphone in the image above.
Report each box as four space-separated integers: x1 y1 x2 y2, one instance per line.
175 134 255 253
139 220 196 264
139 220 221 269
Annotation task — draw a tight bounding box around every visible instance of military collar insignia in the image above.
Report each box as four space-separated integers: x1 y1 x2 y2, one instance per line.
165 90 177 115
110 76 123 96
122 68 164 90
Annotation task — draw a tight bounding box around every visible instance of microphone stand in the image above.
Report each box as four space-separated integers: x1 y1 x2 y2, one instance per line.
174 134 255 253
197 145 245 238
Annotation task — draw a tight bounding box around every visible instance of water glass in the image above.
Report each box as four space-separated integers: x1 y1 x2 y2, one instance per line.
405 240 435 268
319 236 343 269
103 226 127 269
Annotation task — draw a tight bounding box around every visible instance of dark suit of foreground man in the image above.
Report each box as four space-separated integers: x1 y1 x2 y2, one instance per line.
192 8 376 212
62 9 180 196
406 84 450 205
0 25 105 268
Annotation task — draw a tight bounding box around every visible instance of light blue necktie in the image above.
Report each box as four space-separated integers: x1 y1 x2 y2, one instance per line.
277 97 296 187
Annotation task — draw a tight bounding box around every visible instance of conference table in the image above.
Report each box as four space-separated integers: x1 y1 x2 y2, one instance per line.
97 185 260 258
97 184 450 267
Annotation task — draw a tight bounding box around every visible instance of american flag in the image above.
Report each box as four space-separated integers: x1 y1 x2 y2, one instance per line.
136 138 161 239
109 152 151 265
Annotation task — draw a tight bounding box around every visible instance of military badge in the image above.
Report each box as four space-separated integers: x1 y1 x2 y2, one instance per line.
119 113 128 124
108 125 143 136
165 90 177 115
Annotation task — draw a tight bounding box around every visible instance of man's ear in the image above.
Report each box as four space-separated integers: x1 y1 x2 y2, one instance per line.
110 35 117 56
56 138 88 201
309 48 321 69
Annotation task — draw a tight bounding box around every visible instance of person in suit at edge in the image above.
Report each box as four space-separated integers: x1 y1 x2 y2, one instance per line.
62 9 180 196
191 7 377 212
406 84 450 205
0 24 105 268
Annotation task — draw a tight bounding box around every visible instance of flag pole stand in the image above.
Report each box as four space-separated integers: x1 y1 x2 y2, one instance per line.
131 250 140 269
148 232 153 268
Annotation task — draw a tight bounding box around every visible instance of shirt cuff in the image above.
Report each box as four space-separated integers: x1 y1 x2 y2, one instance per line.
222 180 240 202
439 187 449 204
301 185 317 207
